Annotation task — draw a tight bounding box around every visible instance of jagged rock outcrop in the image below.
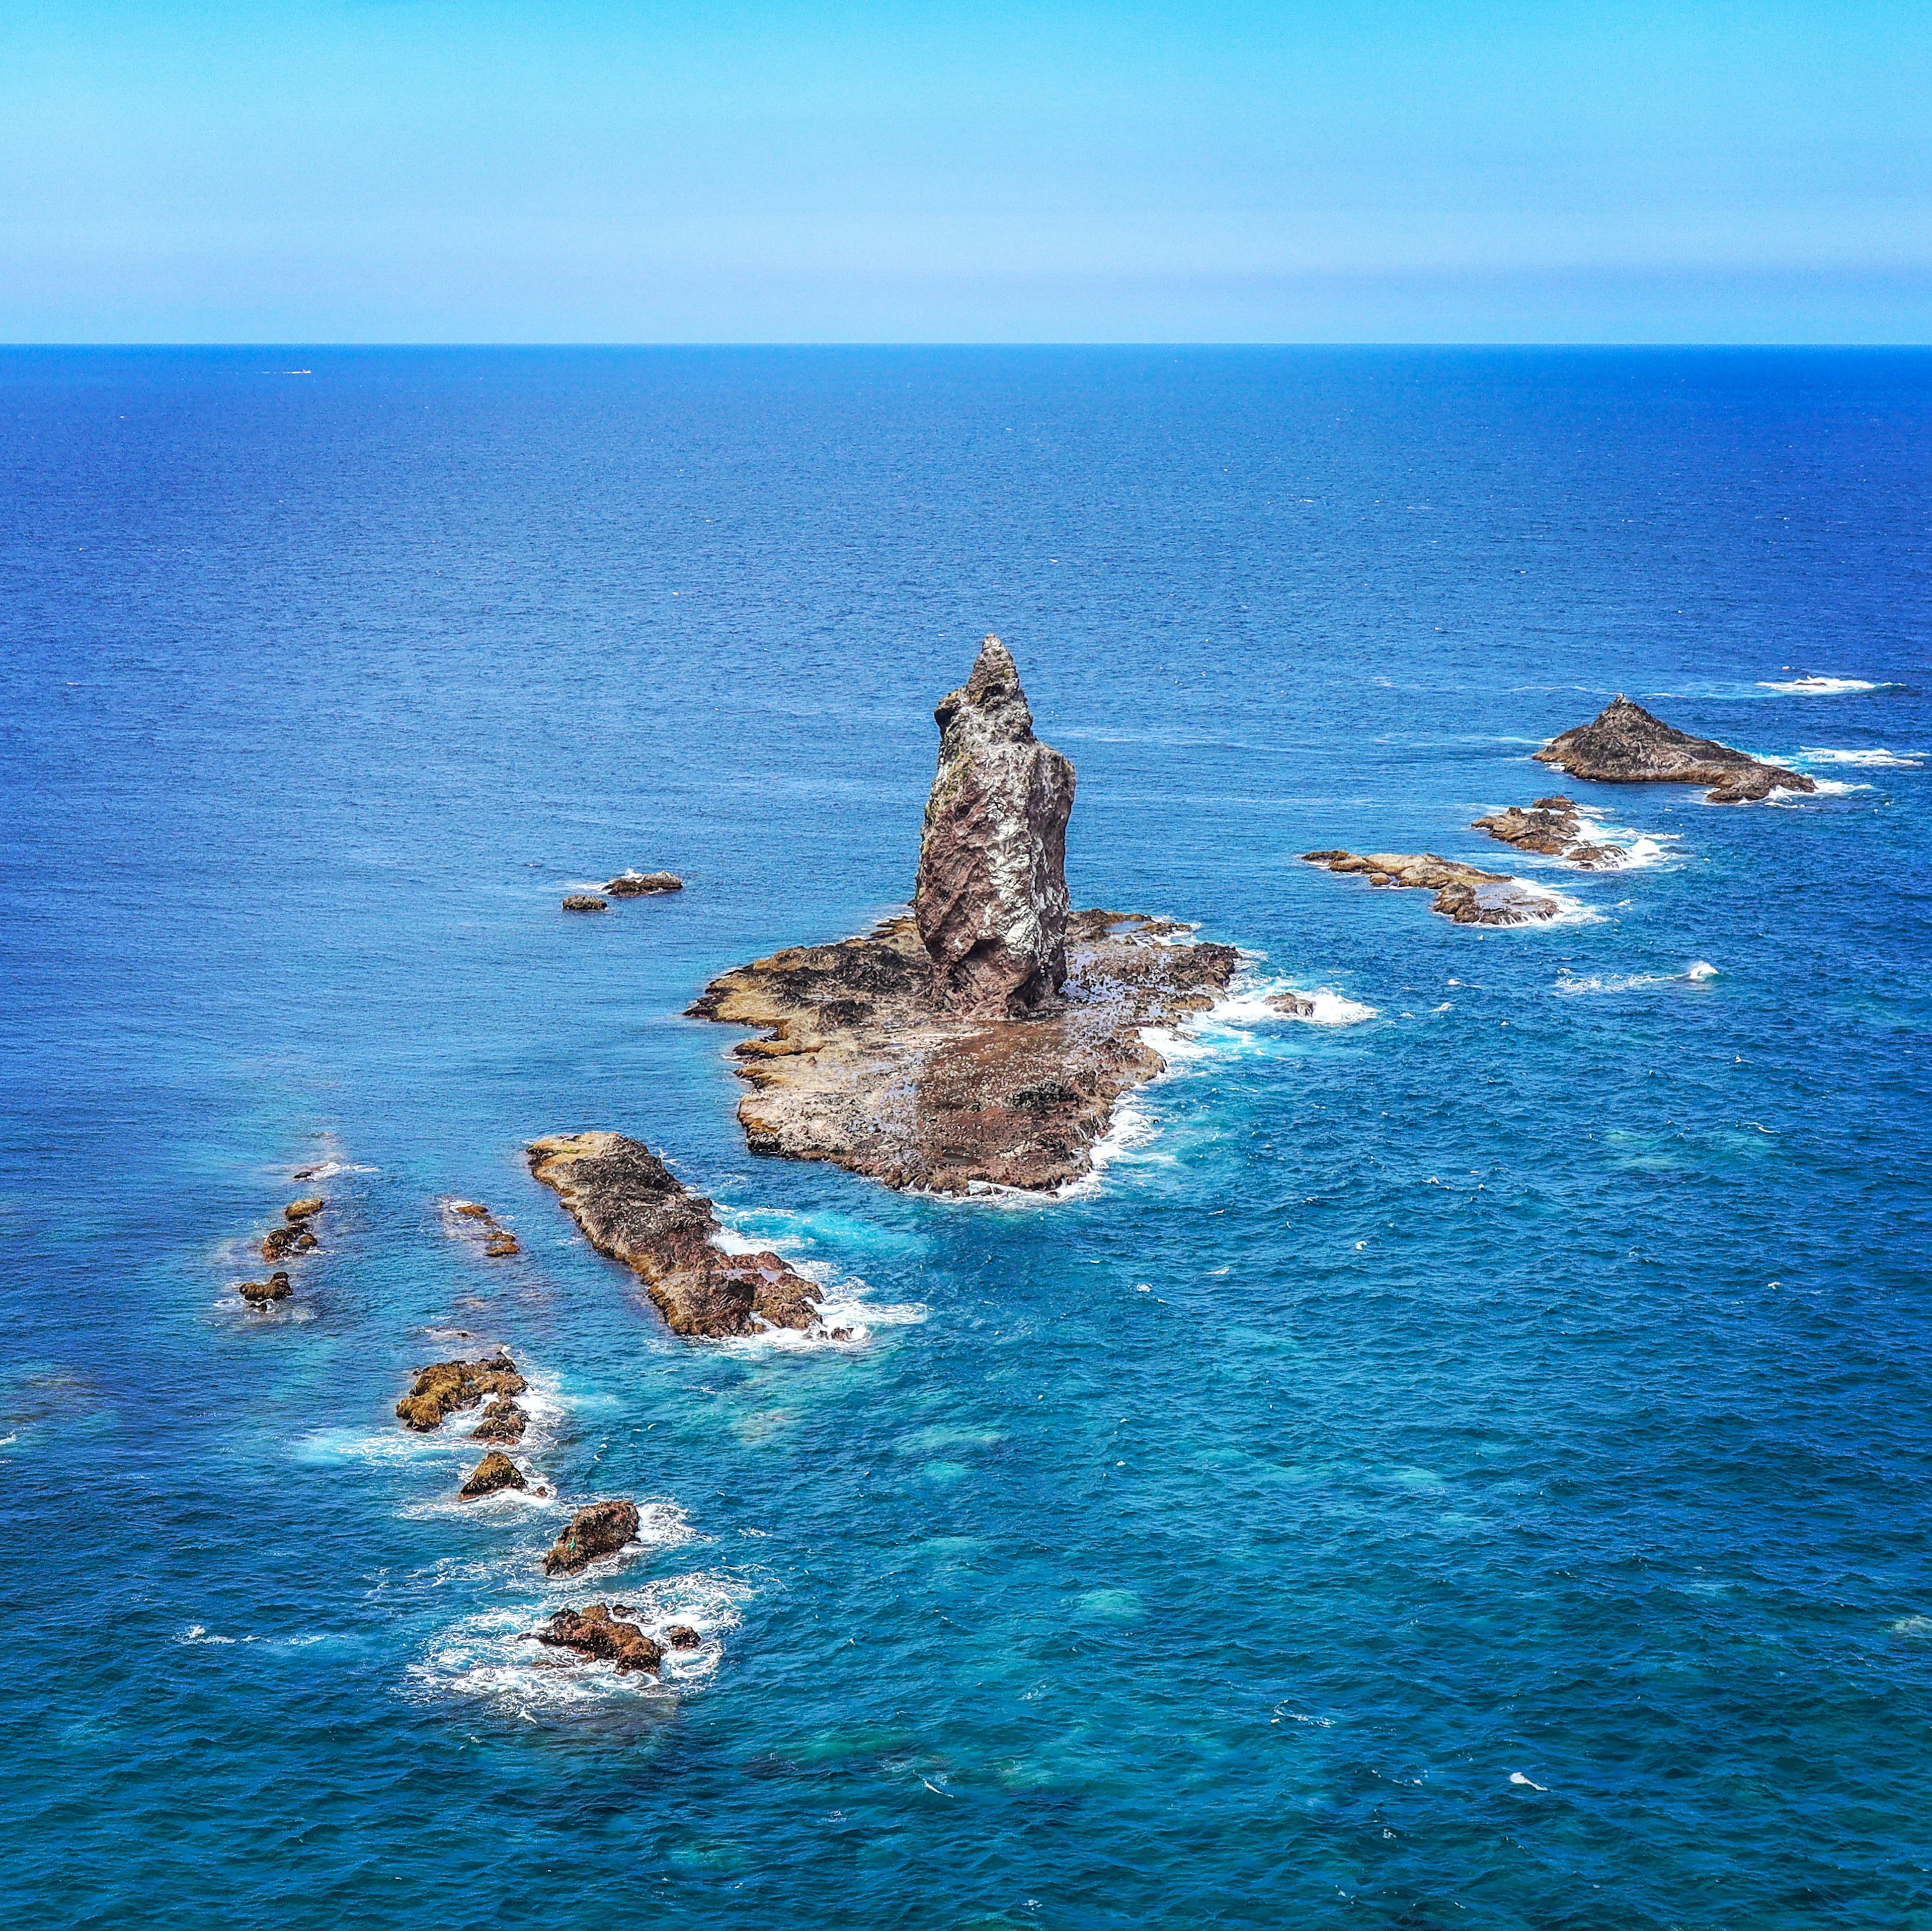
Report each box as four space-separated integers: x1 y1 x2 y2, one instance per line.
458 1450 528 1499
1535 695 1814 802
527 1602 664 1674
543 1499 640 1575
395 1353 528 1432
1302 851 1560 927
1472 797 1627 868
691 909 1239 1192
470 1399 528 1444
527 1133 821 1337
914 637 1076 1018
605 871 683 896
562 894 608 912
237 1271 291 1304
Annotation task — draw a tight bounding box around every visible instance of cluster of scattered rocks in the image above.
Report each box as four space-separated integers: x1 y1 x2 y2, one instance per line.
528 1131 834 1338
447 1199 520 1258
1471 797 1628 868
563 871 684 913
395 1351 529 1432
1300 851 1561 927
237 1197 325 1306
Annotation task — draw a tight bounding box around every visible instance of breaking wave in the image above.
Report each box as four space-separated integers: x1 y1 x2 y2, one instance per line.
1554 962 1719 996
1756 676 1887 695
1796 747 1922 769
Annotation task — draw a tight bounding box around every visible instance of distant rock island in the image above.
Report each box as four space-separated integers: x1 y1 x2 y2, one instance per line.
1300 850 1561 926
1536 696 1814 803
691 637 1240 1194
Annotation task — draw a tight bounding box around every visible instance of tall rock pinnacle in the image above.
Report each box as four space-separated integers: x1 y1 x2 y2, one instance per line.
913 636 1076 1018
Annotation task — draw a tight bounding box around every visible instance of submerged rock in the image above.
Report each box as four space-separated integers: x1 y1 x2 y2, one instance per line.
471 1399 528 1444
561 894 609 913
1472 797 1628 868
913 636 1076 1018
396 1353 528 1431
1535 695 1814 802
527 1132 820 1337
1301 851 1561 927
458 1450 528 1499
543 1499 641 1575
446 1199 521 1258
605 871 683 896
237 1271 292 1304
529 1601 664 1674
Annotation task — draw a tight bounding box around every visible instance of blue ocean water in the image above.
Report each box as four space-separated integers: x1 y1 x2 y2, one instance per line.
3 347 1930 1930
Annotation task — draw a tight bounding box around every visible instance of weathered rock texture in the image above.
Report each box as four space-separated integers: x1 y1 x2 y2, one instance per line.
562 894 608 912
1472 797 1628 868
237 1271 291 1305
458 1450 527 1499
605 871 683 896
1535 695 1814 803
543 1499 640 1575
527 1132 821 1337
528 1602 664 1674
690 909 1240 1193
1302 851 1561 927
471 1399 528 1444
914 637 1076 1018
395 1353 528 1432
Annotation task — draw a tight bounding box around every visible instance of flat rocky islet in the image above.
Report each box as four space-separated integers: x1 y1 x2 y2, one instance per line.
1536 694 1814 802
1472 796 1628 868
689 637 1241 1194
1300 850 1562 926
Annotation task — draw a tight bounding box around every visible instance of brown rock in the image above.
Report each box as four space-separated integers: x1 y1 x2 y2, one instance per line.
1535 695 1814 802
665 1625 701 1649
687 910 1238 1195
1472 800 1627 870
452 1201 492 1218
604 871 684 896
529 1603 665 1674
484 1235 520 1257
913 636 1076 1018
562 894 609 912
458 1450 528 1499
543 1499 641 1575
1302 851 1561 927
527 1132 822 1337
261 1225 299 1262
395 1354 525 1430
237 1271 292 1304
284 1197 325 1220
471 1399 528 1444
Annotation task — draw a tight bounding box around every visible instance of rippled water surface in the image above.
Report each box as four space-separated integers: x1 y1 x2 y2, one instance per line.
4 348 1930 1929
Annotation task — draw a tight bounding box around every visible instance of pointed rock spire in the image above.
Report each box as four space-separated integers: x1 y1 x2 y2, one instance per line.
914 636 1076 1017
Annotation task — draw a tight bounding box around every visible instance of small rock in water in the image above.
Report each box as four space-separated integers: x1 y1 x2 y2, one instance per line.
237 1271 292 1304
395 1354 528 1431
543 1498 641 1574
561 894 609 913
458 1450 528 1499
665 1625 702 1649
471 1399 528 1444
1301 851 1560 927
529 1602 664 1674
604 871 683 896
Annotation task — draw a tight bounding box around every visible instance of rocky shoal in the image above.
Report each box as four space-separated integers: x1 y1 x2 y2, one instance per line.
1301 851 1561 926
527 1131 826 1338
1471 796 1628 868
688 908 1242 1194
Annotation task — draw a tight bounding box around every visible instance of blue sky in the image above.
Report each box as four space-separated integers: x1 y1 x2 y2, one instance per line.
2 0 1927 342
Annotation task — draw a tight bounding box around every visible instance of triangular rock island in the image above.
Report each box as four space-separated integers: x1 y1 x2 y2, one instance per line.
689 636 1240 1193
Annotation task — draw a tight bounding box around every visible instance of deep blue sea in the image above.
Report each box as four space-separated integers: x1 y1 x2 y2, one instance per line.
3 348 1930 1930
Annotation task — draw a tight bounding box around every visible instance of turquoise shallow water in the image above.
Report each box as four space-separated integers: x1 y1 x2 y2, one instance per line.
3 347 1930 1929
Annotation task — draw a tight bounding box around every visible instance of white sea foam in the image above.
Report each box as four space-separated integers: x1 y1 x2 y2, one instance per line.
1516 880 1603 926
413 1567 748 1712
1567 813 1681 871
1553 962 1719 996
1756 676 1886 694
1764 778 1867 803
710 1219 929 1347
1796 746 1922 768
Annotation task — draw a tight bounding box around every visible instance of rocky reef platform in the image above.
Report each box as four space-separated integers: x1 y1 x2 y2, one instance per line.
1301 851 1561 926
690 908 1239 1194
527 1131 823 1337
1472 796 1628 867
1536 695 1814 802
